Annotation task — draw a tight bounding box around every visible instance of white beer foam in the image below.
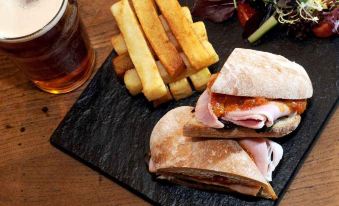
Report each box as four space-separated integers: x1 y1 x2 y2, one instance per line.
0 0 67 42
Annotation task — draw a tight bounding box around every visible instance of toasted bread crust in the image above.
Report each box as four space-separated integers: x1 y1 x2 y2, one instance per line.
211 48 313 99
183 114 301 138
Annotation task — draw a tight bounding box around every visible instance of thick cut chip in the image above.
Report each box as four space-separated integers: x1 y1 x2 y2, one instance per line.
123 61 210 96
169 78 193 100
112 53 134 77
156 61 173 84
189 68 211 91
124 69 142 96
159 7 193 32
153 86 173 107
111 34 128 55
111 0 167 101
112 21 207 57
161 18 208 43
193 22 208 40
159 15 170 32
132 0 185 77
202 41 219 64
181 6 193 23
112 53 202 83
167 32 180 50
155 0 218 70
111 20 209 78
156 60 198 84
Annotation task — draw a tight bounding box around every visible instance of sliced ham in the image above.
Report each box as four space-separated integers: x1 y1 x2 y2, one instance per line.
239 139 283 181
195 91 293 129
222 102 292 129
195 90 224 128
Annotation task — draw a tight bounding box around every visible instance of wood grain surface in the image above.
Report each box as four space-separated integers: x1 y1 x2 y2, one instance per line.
0 0 338 205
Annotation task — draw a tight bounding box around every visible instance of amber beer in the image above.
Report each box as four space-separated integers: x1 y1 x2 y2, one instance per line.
0 0 95 94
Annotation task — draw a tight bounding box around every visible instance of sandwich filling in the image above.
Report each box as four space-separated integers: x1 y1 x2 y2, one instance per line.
239 139 283 182
196 74 307 129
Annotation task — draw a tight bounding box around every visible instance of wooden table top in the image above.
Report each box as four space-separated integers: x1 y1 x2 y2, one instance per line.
0 0 338 205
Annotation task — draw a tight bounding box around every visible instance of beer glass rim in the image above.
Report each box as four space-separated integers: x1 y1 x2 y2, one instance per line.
0 0 68 43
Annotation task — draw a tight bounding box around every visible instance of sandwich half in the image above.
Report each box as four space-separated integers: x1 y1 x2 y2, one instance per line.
149 106 278 199
184 48 313 138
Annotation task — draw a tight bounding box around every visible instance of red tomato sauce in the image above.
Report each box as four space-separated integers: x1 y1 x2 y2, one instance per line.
207 73 307 117
210 93 307 117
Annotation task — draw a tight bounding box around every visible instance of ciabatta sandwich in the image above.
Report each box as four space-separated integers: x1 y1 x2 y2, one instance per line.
149 106 283 199
184 48 313 138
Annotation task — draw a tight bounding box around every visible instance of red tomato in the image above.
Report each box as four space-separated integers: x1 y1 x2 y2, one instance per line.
237 3 256 27
312 22 334 38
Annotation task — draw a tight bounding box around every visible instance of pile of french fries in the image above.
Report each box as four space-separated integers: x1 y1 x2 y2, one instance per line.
110 0 219 106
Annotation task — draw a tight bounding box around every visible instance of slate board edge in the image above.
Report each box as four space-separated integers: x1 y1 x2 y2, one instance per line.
50 50 339 205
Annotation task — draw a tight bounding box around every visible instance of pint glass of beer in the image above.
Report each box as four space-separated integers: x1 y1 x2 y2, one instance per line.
0 0 95 94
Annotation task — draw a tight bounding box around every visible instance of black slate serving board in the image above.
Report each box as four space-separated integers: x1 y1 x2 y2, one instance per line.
51 1 339 205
